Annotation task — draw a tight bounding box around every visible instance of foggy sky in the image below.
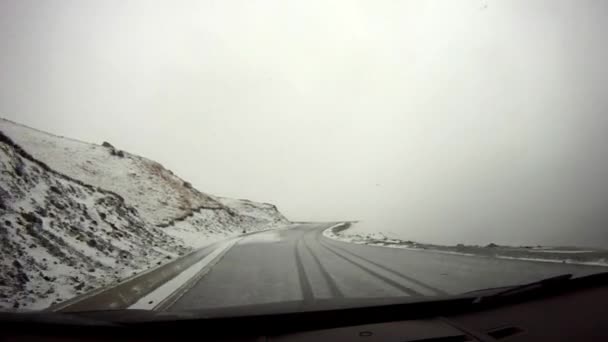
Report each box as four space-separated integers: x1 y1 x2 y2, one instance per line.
1 0 608 247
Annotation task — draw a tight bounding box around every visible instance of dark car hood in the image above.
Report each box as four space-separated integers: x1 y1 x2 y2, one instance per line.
68 293 479 323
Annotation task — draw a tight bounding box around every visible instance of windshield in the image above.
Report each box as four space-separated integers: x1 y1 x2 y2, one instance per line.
1 0 607 315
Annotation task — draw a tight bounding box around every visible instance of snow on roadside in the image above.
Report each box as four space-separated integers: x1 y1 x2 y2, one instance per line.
0 118 223 227
322 223 355 241
527 249 595 254
164 209 241 249
163 207 288 249
128 238 240 310
215 196 288 224
323 222 608 268
0 133 187 309
496 255 608 267
0 119 291 310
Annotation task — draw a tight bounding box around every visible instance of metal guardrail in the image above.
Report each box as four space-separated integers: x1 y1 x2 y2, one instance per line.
47 226 291 312
48 241 220 312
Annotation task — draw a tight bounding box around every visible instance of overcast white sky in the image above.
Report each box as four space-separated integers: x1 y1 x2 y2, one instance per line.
1 0 608 247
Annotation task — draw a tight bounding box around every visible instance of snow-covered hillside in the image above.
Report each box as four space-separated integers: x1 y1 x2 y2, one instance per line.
0 118 289 309
0 119 288 228
216 197 287 225
0 119 223 227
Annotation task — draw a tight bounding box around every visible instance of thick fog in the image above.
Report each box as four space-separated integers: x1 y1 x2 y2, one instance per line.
1 0 608 247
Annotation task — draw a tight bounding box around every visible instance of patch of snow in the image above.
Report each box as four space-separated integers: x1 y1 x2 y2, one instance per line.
0 118 222 226
215 196 288 224
0 137 188 309
323 222 608 265
496 255 608 267
0 118 290 310
528 250 595 254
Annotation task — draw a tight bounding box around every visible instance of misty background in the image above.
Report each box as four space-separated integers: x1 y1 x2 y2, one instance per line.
1 0 607 248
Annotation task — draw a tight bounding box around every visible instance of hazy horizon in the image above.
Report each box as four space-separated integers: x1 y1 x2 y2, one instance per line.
2 0 608 248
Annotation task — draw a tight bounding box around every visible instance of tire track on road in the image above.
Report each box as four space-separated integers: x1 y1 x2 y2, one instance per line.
316 237 423 296
302 231 344 298
324 238 448 296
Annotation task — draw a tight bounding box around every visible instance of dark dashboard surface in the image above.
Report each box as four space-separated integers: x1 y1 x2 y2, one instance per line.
2 273 608 341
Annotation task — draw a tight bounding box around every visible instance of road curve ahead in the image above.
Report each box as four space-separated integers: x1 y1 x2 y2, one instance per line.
168 223 604 311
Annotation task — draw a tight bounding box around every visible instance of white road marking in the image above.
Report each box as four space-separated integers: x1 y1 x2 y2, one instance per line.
128 238 239 310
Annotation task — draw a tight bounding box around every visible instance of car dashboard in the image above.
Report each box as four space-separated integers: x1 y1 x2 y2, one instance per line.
2 274 608 342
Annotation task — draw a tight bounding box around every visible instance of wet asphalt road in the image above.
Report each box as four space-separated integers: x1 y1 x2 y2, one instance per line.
168 223 604 311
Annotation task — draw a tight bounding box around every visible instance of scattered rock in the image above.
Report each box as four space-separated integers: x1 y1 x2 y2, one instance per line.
14 160 25 177
35 207 47 217
21 212 40 224
51 199 65 210
101 141 114 149
17 273 29 283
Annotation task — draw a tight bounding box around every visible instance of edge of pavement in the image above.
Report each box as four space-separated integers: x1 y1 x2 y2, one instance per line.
47 226 291 313
131 238 240 311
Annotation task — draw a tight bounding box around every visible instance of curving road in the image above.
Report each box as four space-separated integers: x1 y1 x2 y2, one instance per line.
168 223 604 311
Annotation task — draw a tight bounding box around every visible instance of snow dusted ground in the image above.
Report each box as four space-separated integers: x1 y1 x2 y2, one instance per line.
0 119 289 310
0 132 187 309
163 207 285 248
215 197 286 224
0 119 223 227
325 222 608 267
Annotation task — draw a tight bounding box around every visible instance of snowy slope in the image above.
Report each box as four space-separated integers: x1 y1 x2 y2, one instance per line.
216 197 288 224
0 131 187 309
0 118 289 309
0 119 288 228
0 119 223 227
